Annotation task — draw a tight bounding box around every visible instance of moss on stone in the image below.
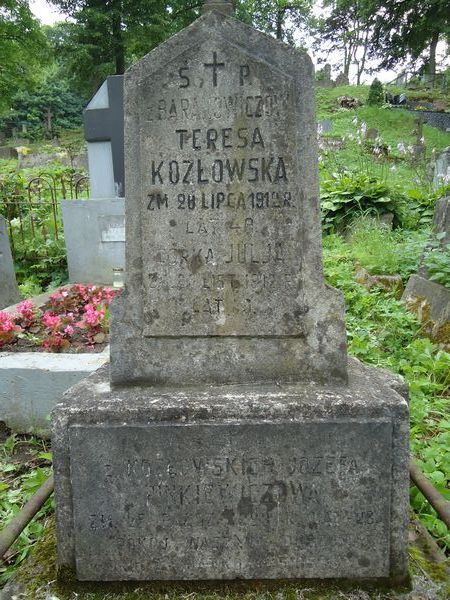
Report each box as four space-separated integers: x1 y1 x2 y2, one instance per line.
431 320 450 346
13 519 57 595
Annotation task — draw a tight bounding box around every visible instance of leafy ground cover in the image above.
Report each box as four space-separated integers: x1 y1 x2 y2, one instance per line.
0 284 118 352
316 85 450 193
0 425 53 586
323 230 450 552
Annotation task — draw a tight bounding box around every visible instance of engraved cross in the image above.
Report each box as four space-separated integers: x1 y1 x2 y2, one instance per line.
203 52 225 87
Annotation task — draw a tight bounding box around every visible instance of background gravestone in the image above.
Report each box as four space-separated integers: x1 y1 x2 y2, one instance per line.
53 1 409 585
61 75 125 285
84 75 124 199
0 216 20 309
403 196 450 337
318 119 333 133
433 147 450 190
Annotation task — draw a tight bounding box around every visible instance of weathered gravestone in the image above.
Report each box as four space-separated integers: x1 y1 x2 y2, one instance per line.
318 119 333 134
433 147 450 190
61 75 125 285
403 196 450 338
53 0 409 584
0 216 20 309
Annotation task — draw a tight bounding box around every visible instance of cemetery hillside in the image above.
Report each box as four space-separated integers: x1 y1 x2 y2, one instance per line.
0 0 450 598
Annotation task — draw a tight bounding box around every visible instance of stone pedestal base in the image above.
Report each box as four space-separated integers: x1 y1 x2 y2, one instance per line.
52 358 409 583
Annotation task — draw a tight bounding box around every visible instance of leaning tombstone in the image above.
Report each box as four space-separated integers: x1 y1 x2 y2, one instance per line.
53 0 409 585
403 196 450 346
0 216 20 309
61 75 125 285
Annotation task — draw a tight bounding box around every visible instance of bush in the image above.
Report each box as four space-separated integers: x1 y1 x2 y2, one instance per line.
321 171 407 232
367 78 384 106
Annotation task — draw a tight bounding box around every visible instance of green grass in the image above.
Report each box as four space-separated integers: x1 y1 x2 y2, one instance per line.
348 217 429 277
316 85 450 191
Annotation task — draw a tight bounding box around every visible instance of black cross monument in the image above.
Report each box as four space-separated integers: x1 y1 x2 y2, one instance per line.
83 75 125 197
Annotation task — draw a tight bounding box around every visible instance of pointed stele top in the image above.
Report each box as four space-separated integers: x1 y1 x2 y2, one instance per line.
202 0 234 16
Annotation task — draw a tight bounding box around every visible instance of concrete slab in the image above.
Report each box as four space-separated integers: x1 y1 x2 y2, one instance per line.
0 349 109 437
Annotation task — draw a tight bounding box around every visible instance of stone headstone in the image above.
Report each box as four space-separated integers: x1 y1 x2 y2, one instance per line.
318 119 333 133
0 146 18 160
433 148 450 189
61 75 125 284
335 72 349 86
110 7 347 387
432 195 450 244
403 197 450 344
0 216 20 309
53 1 409 585
84 75 124 198
61 199 125 284
365 127 379 140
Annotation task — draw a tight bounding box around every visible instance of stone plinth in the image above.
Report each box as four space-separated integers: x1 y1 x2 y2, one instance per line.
52 358 409 582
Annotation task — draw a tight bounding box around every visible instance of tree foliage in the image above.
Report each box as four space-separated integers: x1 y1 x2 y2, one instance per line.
47 1 202 96
370 0 450 79
0 0 49 113
313 0 376 84
46 0 315 98
0 76 85 138
237 0 312 43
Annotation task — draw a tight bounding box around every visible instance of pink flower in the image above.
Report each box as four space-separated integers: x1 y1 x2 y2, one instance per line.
84 303 105 325
64 325 74 336
0 312 16 332
42 312 62 329
17 300 34 314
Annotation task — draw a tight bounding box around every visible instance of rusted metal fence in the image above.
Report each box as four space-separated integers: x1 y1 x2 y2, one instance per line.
0 172 89 262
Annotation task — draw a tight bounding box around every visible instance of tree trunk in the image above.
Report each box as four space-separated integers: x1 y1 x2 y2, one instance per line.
276 8 284 40
429 31 439 87
343 46 352 78
356 29 370 85
111 3 125 74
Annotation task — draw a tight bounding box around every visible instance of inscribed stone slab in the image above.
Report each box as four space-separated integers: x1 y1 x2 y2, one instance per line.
0 216 20 309
111 10 347 385
70 420 392 581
